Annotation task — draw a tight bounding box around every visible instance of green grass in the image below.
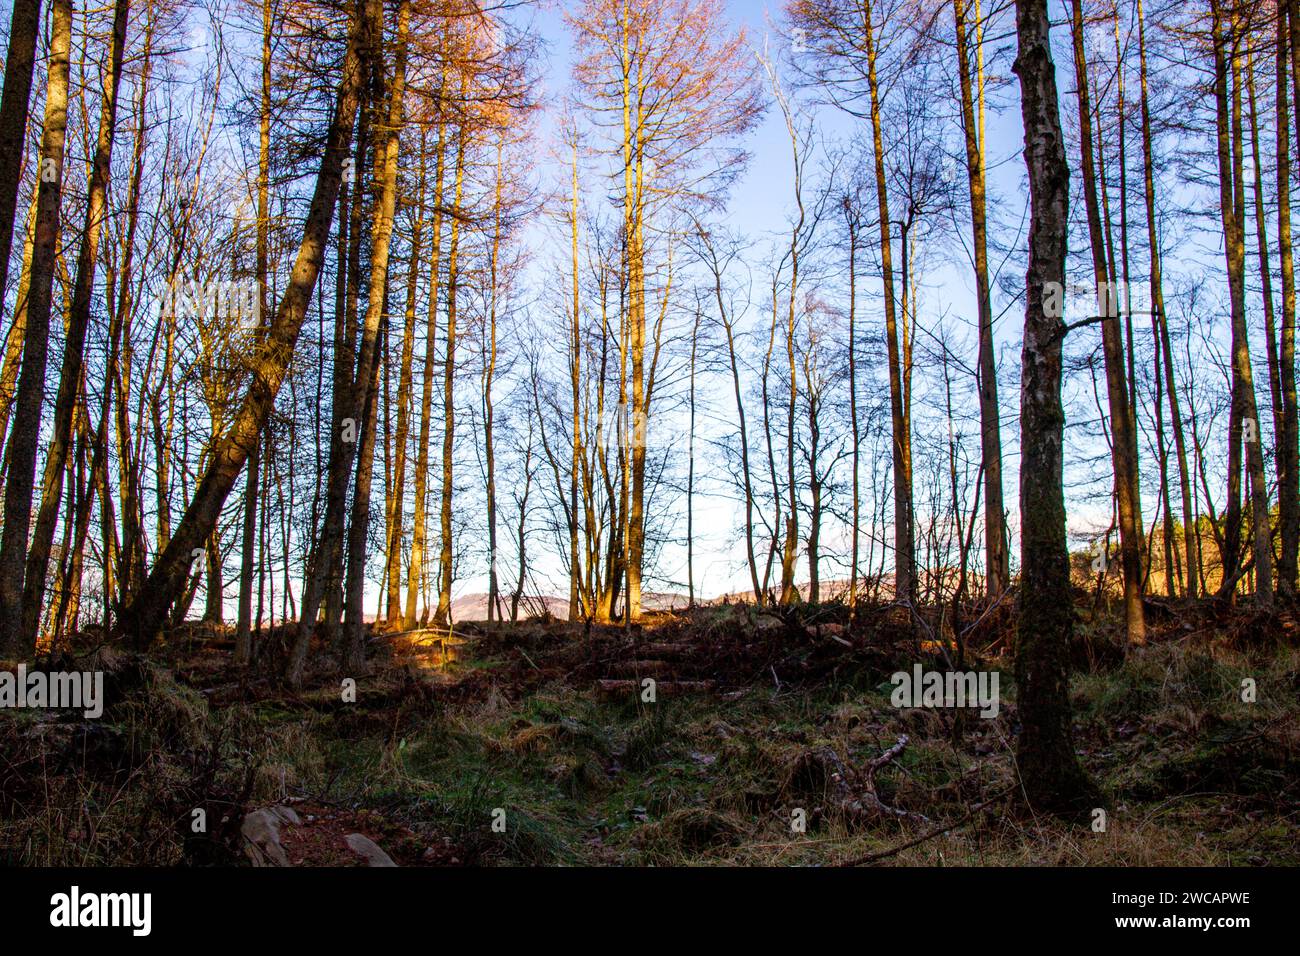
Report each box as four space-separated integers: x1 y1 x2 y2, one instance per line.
3 631 1297 866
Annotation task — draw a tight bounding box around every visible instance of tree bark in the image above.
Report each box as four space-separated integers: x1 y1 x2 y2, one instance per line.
119 4 366 646
0 0 42 325
1068 0 1145 643
0 0 72 654
342 0 410 671
1011 0 1101 817
18 0 131 650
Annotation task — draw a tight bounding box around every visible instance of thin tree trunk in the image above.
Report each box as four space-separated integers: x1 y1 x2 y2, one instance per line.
406 114 447 628
342 0 410 671
434 105 468 626
862 0 913 603
484 137 504 622
19 0 130 649
955 0 1007 600
1211 0 1273 603
1136 0 1197 597
844 203 861 613
237 0 274 664
385 132 426 622
1275 0 1299 595
1069 0 1145 643
121 5 365 646
0 0 72 654
0 0 42 325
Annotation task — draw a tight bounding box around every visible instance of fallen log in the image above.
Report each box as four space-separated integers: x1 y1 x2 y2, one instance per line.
639 642 693 658
593 679 715 697
605 659 675 677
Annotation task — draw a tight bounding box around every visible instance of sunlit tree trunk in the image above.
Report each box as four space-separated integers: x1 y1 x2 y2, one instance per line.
1275 0 1299 595
434 110 468 626
0 0 72 654
1068 0 1145 642
0 0 41 326
19 0 130 650
385 132 426 624
342 0 410 669
123 4 365 648
406 113 447 628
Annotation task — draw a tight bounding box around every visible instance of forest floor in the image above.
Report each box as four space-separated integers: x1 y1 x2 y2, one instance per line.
2 596 1298 866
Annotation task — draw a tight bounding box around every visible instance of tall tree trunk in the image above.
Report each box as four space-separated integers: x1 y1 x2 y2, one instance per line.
120 5 365 646
862 0 913 603
568 132 583 620
624 55 648 624
0 0 42 325
955 0 1008 600
406 115 447 628
1068 0 1145 643
287 47 374 683
19 0 130 650
1212 0 1273 603
342 0 410 671
844 204 861 613
1246 49 1284 498
1137 0 1198 597
704 232 762 605
385 132 426 623
1275 0 1299 595
1011 0 1101 817
237 0 274 664
0 0 72 654
434 108 468 626
484 137 504 622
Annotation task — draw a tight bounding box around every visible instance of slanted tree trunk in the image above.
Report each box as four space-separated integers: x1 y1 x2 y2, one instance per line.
700 228 762 606
119 5 365 647
19 0 130 651
0 0 42 325
0 0 72 655
286 35 374 684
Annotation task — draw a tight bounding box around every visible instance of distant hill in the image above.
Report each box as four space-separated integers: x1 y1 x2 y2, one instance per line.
448 590 702 621
445 578 893 621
